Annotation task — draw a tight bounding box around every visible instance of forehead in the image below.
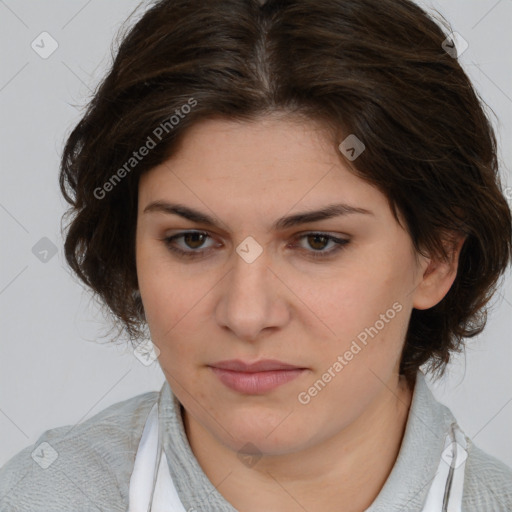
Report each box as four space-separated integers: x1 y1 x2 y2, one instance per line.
138 116 384 207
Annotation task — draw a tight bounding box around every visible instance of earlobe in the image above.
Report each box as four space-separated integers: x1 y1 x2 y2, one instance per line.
412 235 466 310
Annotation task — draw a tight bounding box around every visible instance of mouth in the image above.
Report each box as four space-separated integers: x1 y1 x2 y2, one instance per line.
208 359 308 394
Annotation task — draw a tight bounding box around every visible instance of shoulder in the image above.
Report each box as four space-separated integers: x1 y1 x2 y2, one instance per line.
462 436 512 511
0 388 159 512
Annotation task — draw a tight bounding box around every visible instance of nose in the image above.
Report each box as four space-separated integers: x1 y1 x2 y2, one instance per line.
214 241 290 342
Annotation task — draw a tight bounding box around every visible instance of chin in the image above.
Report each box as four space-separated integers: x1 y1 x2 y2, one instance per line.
211 408 316 456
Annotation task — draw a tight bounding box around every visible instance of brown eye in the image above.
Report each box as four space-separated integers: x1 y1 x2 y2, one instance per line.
291 232 350 260
306 234 331 251
181 232 208 249
162 231 217 259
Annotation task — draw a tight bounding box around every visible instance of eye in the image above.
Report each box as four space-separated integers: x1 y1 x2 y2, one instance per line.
289 232 350 260
161 231 350 260
162 231 216 259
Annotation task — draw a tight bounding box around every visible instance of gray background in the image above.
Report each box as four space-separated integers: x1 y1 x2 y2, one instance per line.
1 0 511 469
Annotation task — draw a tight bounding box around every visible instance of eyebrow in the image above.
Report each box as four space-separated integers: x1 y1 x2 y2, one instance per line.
143 201 373 231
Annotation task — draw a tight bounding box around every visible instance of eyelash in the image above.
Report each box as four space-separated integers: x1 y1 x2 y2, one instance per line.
161 231 350 261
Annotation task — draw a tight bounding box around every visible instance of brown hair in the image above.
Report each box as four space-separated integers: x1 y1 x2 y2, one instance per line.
59 0 512 384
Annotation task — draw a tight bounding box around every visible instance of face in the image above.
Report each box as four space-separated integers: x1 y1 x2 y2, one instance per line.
135 115 430 456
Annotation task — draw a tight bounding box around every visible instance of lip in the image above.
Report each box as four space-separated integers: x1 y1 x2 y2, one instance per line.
208 359 307 394
210 359 304 372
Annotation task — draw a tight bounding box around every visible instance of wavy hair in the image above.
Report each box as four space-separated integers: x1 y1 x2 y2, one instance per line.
59 0 512 384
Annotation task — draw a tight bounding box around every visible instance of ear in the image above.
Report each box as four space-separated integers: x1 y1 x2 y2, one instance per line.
412 234 466 310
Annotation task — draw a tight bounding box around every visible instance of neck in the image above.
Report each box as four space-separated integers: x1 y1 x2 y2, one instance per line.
183 374 414 512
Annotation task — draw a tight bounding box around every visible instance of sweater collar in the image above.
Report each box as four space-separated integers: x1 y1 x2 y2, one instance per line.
157 370 455 511
365 371 455 511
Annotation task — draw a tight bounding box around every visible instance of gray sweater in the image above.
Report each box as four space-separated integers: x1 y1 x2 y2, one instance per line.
1 371 511 511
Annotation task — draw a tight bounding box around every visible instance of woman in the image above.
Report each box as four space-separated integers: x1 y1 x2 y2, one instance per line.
1 0 511 510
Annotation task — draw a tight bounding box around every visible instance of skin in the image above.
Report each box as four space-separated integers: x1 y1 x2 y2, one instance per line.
135 114 464 512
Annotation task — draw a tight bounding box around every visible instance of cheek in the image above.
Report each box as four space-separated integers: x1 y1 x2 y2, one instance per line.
136 254 215 364
304 258 411 379
140 278 203 345
295 299 408 434
308 268 401 341
136 244 185 340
